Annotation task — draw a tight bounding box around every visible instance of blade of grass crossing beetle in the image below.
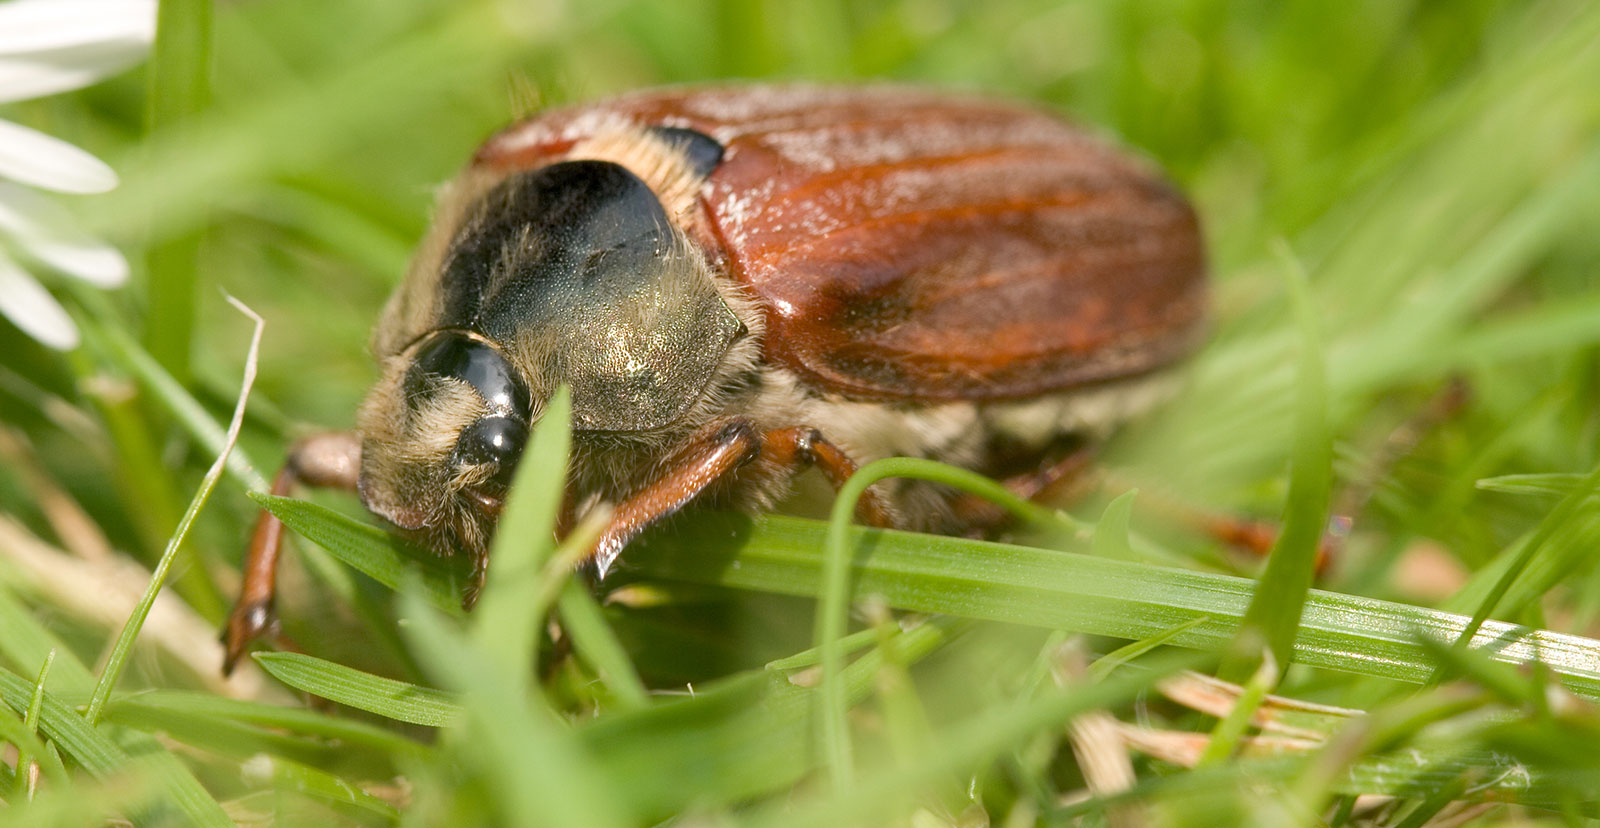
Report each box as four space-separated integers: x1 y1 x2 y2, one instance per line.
400 590 630 828
470 386 570 682
265 491 1600 702
818 456 1078 788
623 512 1600 699
257 474 1600 703
252 494 465 611
1224 243 1331 681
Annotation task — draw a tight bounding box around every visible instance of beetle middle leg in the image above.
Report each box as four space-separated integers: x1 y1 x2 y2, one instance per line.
588 420 894 578
223 431 361 674
948 442 1101 535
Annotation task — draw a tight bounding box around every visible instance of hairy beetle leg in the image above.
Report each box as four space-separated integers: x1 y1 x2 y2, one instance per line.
587 420 894 579
223 432 361 674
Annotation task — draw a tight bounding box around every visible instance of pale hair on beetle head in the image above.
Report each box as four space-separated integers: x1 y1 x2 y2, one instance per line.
356 353 498 557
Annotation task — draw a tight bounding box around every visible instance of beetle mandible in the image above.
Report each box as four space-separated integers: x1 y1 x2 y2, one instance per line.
223 84 1207 670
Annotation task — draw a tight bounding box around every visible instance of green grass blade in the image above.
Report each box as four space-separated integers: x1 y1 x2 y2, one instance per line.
1090 490 1139 560
623 513 1600 699
400 591 631 828
0 668 233 827
12 650 57 799
577 615 962 820
104 699 396 777
142 0 215 381
472 386 570 679
105 690 429 758
0 668 125 776
85 297 262 725
1226 244 1331 681
817 456 1078 787
0 690 66 791
1090 619 1212 683
1476 473 1592 497
120 744 236 828
556 582 650 711
251 755 403 823
750 651 1201 828
251 494 467 610
1197 653 1276 767
1443 461 1600 670
252 651 460 727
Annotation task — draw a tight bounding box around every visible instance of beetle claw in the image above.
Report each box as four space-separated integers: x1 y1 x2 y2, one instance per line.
221 599 277 676
592 541 622 581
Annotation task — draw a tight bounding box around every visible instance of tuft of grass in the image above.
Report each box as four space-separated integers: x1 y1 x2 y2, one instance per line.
4 0 1600 825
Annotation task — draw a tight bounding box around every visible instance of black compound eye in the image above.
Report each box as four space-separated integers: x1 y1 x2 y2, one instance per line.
455 416 527 488
405 332 531 420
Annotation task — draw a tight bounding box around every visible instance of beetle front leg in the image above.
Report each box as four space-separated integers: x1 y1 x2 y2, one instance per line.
588 421 894 578
223 431 361 674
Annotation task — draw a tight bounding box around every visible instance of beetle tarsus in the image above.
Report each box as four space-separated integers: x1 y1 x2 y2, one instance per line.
462 550 490 609
221 598 276 675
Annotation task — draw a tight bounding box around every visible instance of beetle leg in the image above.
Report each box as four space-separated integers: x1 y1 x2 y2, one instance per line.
588 421 894 578
223 432 361 674
949 443 1101 534
589 419 762 578
461 547 492 611
759 426 896 529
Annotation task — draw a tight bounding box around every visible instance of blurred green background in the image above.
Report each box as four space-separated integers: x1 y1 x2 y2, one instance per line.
3 0 1600 824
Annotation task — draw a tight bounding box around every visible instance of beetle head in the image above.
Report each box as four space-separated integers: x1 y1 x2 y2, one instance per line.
356 157 745 558
356 330 532 558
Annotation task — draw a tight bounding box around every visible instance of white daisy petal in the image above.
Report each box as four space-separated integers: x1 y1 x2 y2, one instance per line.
0 49 152 105
0 0 157 103
0 183 127 286
0 249 80 350
0 0 157 54
0 118 118 193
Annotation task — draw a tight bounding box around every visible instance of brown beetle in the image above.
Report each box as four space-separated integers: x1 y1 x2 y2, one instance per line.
223 85 1206 670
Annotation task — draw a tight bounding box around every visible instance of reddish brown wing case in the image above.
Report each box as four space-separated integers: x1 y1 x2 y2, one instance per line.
475 85 1206 403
